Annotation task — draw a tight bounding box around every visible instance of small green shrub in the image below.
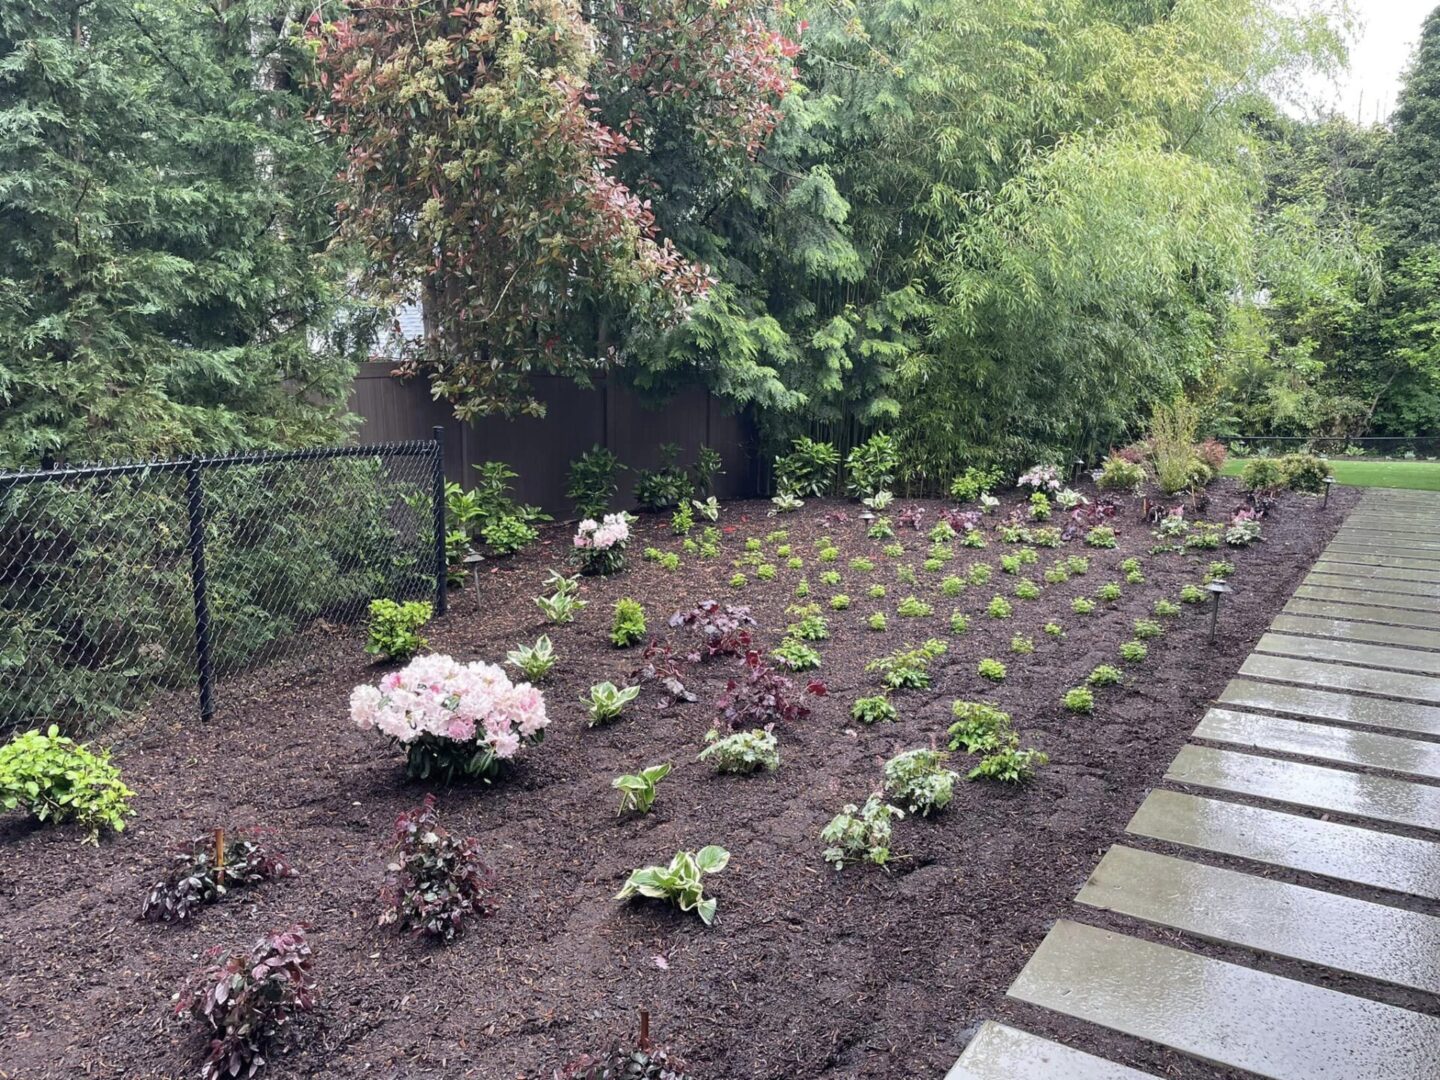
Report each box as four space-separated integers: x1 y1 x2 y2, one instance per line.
851 695 898 724
699 728 779 773
977 658 1007 682
744 537 762 553
795 578 811 598
968 744 1048 783
1044 566 1069 585
868 516 895 540
772 638 822 671
756 563 777 581
1085 526 1118 548
1066 555 1090 575
1029 526 1062 548
868 639 947 690
950 611 970 634
1044 621 1064 637
1154 598 1181 616
928 521 958 543
610 599 647 647
830 594 851 611
1119 556 1141 574
947 701 1012 752
671 502 694 536
923 558 944 573
1126 569 1144 584
850 557 875 573
535 571 587 624
1072 597 1095 614
365 598 432 661
961 529 988 548
1017 547 1039 565
820 570 843 586
1240 457 1285 491
787 556 804 569
729 572 747 589
1279 453 1332 493
986 596 1013 619
868 583 887 599
940 575 964 597
967 563 993 585
786 604 830 640
950 465 1003 502
1120 640 1148 662
1180 584 1207 604
895 564 918 586
1206 560 1236 581
1087 665 1123 687
0 726 134 841
1010 634 1035 654
821 795 903 870
1028 492 1051 520
1132 619 1162 640
1014 579 1041 600
882 542 904 559
1000 554 1021 574
1097 455 1146 492
868 612 888 631
883 749 958 816
897 595 932 618
1062 687 1094 713
1096 582 1122 603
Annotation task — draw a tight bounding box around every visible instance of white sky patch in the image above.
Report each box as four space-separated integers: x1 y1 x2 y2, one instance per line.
1296 0 1434 122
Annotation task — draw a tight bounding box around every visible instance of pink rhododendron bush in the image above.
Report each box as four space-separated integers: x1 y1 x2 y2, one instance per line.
573 513 631 576
350 654 549 781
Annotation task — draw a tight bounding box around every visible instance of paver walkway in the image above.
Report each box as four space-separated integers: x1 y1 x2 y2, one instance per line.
945 488 1440 1080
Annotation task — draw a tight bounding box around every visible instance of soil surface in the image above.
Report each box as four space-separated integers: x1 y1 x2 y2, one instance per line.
0 478 1357 1080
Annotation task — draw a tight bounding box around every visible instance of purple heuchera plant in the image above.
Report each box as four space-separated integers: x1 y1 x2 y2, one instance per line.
380 794 494 942
716 651 826 731
142 828 296 923
176 925 317 1080
666 601 756 661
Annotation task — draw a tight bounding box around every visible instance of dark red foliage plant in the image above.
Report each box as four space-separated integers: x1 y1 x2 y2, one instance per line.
380 794 494 943
630 641 697 705
938 508 981 532
176 925 316 1080
716 651 826 731
666 600 756 660
142 828 296 923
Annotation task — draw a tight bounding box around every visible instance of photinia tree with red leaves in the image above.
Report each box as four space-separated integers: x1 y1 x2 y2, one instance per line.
309 0 797 419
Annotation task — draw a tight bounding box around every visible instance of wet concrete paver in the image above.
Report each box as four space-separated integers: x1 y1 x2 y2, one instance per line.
1194 707 1440 780
943 1022 1158 1080
1218 675 1440 735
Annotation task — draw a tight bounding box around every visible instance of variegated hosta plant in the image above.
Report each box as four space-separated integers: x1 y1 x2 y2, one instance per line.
615 845 730 925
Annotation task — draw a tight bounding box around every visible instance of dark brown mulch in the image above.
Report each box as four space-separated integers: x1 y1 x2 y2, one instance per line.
0 478 1356 1080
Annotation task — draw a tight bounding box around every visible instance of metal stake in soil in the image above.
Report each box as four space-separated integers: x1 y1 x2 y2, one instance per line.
1207 579 1232 643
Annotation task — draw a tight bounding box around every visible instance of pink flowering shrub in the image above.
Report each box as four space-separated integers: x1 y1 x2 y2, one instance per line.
350 654 549 782
573 513 631 575
1016 464 1061 491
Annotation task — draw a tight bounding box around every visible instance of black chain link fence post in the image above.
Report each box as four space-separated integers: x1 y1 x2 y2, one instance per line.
432 425 447 616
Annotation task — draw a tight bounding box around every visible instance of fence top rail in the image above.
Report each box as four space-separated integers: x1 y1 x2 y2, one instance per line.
0 438 438 487
1223 435 1437 443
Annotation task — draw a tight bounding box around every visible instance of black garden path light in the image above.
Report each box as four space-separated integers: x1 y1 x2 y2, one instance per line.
1207 579 1232 644
1071 458 1087 485
1323 475 1336 509
463 550 485 609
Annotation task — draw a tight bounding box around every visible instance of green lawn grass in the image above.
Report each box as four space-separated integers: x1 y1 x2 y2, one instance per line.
1222 457 1440 492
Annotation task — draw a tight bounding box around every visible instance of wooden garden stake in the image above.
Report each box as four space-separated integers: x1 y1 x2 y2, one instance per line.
214 827 226 887
638 1009 650 1051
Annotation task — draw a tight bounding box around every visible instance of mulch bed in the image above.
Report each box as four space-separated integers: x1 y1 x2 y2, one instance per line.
0 478 1356 1080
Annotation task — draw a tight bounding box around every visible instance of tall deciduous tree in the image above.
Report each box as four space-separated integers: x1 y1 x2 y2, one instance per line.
309 0 797 420
0 0 363 464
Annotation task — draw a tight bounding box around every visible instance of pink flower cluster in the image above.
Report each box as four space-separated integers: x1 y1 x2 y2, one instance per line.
350 654 548 760
573 513 630 551
1017 464 1061 491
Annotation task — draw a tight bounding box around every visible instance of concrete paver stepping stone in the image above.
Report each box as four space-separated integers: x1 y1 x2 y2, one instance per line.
1257 630 1440 676
1296 584 1440 615
1315 559 1440 584
1241 653 1440 705
1313 558 1440 576
1285 595 1440 632
1307 571 1440 599
1270 614 1440 654
1220 676 1440 736
1125 789 1440 899
1194 707 1440 780
1166 744 1440 833
944 1022 1157 1080
1007 920 1440 1080
1076 845 1440 994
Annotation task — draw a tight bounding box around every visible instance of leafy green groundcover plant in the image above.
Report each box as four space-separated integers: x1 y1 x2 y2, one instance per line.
586 682 641 726
0 726 134 842
947 701 1013 753
505 635 557 681
380 794 493 942
883 749 958 816
616 845 730 925
365 598 432 661
535 571 588 623
821 795 903 870
851 695 898 724
1062 687 1094 713
699 728 779 773
610 598 647 647
867 639 947 690
142 828 295 923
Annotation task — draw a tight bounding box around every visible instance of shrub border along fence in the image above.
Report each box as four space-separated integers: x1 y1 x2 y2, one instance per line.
0 428 447 724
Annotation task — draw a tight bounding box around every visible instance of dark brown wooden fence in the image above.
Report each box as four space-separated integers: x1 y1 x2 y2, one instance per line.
349 362 759 515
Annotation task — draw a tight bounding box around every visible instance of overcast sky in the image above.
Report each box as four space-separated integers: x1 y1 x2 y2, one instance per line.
1300 0 1435 122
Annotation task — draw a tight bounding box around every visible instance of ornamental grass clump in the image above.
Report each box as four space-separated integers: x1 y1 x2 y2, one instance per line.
882 749 958 816
616 845 730 925
573 513 631 575
176 926 316 1080
821 795 903 870
380 794 493 942
0 726 134 842
699 728 779 773
142 828 295 923
351 655 550 781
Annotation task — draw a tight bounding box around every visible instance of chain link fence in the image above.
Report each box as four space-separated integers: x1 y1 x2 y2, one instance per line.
0 435 445 735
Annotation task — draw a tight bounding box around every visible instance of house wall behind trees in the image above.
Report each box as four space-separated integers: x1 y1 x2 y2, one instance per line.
350 363 760 516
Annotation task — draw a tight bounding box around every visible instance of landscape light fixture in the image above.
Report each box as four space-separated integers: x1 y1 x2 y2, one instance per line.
463 550 485 608
1206 579 1232 643
1071 458 1086 485
1323 475 1336 509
